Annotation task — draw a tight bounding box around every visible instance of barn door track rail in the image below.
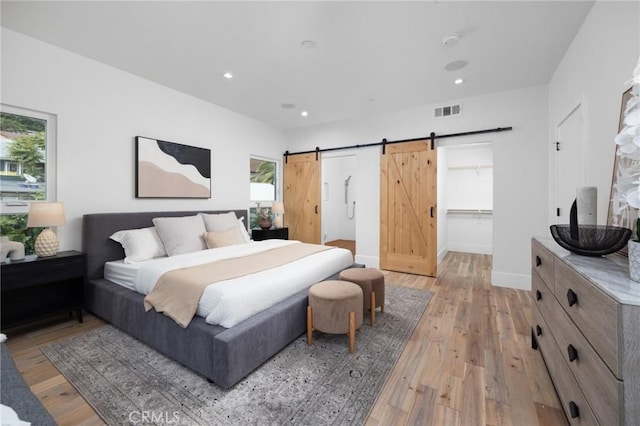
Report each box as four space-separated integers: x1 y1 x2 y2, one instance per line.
283 126 512 162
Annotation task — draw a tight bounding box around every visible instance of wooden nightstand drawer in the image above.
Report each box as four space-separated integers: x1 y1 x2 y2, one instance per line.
532 239 555 289
551 294 623 425
252 228 288 241
554 259 619 377
2 255 83 289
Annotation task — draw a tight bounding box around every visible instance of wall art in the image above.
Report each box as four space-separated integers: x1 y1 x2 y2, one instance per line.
136 136 211 198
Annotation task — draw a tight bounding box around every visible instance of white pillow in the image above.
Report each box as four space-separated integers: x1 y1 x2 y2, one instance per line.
152 215 207 256
237 216 251 242
109 227 167 263
201 212 250 242
200 212 238 232
203 226 246 248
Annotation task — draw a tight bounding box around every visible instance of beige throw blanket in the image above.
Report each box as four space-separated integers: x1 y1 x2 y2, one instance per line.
144 243 333 328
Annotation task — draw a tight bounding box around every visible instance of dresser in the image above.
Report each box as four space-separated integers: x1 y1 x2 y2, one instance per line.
531 238 640 425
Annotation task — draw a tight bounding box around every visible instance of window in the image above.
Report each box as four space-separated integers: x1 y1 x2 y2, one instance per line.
1 105 57 254
249 157 277 228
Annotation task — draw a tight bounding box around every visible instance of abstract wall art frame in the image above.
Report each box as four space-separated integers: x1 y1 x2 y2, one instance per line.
135 136 211 199
606 86 634 256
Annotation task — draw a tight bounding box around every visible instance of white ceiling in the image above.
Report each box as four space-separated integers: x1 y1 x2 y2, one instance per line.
1 1 594 130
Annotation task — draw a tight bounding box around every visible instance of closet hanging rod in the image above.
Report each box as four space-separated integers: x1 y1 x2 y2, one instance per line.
283 126 512 159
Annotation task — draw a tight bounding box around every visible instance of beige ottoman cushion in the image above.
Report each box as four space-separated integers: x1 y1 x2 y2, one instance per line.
339 267 385 311
308 280 363 334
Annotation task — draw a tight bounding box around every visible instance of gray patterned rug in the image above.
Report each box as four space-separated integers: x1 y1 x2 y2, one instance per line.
42 285 431 425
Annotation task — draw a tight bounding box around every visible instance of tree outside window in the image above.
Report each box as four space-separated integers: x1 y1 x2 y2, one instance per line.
1 109 51 254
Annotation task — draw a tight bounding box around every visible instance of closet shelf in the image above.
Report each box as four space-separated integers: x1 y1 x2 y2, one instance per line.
447 164 493 171
446 209 493 215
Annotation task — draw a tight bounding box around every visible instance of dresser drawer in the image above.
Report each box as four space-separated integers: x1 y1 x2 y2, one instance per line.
532 304 557 374
532 268 555 325
554 259 620 377
549 341 599 426
532 239 555 289
551 295 623 425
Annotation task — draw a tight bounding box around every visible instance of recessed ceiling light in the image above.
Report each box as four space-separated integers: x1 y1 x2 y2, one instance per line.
281 103 296 110
301 40 317 49
442 33 460 46
301 111 309 117
444 60 467 72
223 72 233 79
454 78 464 85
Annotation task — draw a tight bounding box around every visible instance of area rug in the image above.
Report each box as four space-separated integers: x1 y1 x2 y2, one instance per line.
42 285 431 425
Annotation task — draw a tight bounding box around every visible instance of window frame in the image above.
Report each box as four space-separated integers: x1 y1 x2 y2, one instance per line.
0 104 58 214
249 155 279 208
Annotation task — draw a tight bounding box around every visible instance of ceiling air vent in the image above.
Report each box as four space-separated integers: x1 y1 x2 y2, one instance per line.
434 103 462 118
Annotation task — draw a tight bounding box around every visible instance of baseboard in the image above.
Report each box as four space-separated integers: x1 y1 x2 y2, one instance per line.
491 270 531 290
354 255 379 269
437 248 448 264
447 243 492 255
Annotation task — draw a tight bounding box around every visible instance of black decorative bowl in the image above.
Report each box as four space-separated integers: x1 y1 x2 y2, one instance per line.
550 225 632 256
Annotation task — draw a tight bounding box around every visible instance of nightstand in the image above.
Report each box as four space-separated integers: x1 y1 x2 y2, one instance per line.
1 250 85 329
252 227 289 241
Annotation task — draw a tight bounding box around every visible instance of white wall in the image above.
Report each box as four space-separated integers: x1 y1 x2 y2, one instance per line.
548 1 640 226
285 85 549 289
321 153 356 243
1 28 286 250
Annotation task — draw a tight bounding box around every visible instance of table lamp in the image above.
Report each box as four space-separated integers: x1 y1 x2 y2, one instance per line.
27 202 66 257
272 201 285 229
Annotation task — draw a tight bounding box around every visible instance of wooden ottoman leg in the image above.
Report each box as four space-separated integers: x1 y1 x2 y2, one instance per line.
307 306 313 346
349 311 356 353
370 291 376 326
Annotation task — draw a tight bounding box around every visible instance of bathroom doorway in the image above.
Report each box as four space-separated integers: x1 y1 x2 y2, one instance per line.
321 153 356 257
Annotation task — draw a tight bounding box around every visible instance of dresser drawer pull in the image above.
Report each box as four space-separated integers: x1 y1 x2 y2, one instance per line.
535 290 542 301
566 289 578 307
535 255 542 267
569 401 580 419
567 344 578 362
536 325 542 336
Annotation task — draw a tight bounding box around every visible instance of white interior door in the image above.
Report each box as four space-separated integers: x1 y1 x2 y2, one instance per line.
556 104 584 223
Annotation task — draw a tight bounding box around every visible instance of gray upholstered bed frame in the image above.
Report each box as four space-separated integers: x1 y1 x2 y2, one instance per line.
82 210 359 389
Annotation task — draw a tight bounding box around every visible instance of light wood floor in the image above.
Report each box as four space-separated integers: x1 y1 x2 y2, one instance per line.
4 251 565 425
325 239 356 257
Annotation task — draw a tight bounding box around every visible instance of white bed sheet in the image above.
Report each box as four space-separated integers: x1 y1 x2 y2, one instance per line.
104 240 353 328
104 260 142 291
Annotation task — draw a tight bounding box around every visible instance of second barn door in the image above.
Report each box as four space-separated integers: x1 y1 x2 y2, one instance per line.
380 140 437 276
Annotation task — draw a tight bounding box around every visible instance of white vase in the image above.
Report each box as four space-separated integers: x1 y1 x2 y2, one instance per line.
628 240 640 283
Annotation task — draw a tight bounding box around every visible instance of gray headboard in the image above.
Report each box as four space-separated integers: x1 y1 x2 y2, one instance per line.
82 210 247 281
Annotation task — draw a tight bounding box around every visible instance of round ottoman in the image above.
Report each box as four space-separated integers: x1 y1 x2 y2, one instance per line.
307 280 363 353
339 267 385 326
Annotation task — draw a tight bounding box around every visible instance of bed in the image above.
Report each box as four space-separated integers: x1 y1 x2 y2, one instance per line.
82 210 360 389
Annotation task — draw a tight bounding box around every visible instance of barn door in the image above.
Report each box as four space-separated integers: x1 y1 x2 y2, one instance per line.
380 140 437 276
283 152 321 243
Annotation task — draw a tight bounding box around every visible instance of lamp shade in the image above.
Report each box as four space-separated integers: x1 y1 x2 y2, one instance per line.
27 202 66 228
272 201 285 214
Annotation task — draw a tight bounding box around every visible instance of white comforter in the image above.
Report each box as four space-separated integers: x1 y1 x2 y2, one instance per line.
131 240 353 328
